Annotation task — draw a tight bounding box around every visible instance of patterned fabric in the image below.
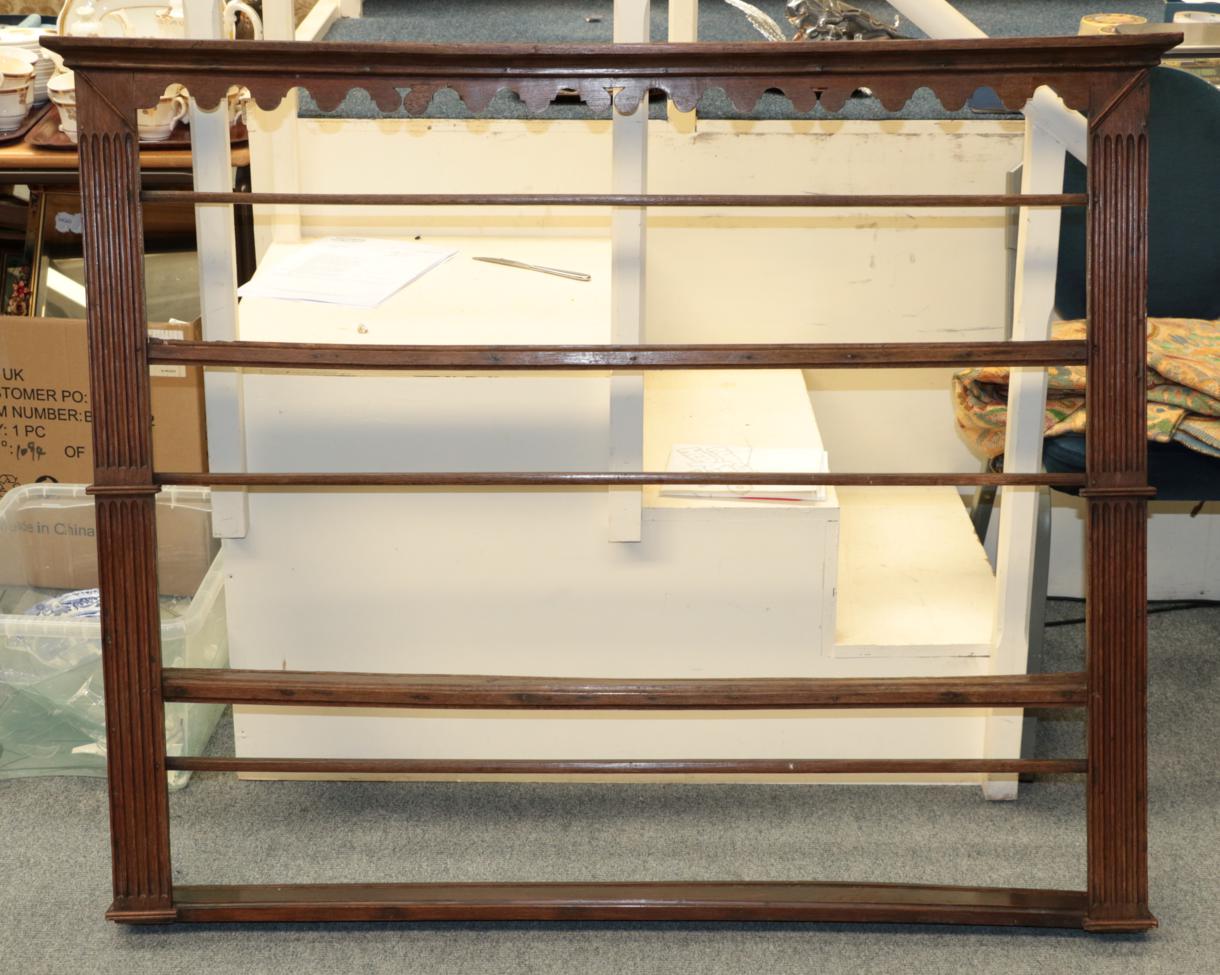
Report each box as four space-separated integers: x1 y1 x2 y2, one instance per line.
953 317 1220 460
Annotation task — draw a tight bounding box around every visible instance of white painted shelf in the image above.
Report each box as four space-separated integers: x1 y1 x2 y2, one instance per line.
223 234 998 782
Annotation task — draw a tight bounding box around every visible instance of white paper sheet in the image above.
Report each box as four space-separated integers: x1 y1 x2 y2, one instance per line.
237 237 457 308
661 444 830 503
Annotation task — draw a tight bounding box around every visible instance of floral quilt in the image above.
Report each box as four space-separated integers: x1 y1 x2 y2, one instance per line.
954 318 1220 459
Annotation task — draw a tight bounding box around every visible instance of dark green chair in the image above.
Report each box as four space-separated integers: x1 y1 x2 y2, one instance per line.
1051 65 1220 498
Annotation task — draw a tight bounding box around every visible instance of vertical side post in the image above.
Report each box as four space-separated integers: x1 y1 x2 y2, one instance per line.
1082 74 1157 933
76 73 175 924
609 0 649 542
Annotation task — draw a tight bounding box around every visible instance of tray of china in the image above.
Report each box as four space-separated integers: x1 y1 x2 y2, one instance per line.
27 103 248 150
0 102 51 147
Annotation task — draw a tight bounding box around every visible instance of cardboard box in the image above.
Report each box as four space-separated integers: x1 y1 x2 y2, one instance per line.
0 316 212 594
0 315 206 493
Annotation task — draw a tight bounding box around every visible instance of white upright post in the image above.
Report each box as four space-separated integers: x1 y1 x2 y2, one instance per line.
667 0 698 131
183 0 248 538
885 0 985 39
887 0 1084 801
887 0 1087 162
982 118 1065 800
609 0 650 543
247 0 302 256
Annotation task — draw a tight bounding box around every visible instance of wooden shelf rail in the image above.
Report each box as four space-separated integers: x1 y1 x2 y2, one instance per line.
161 668 1088 709
167 881 1090 927
147 338 1089 370
140 190 1089 208
166 756 1087 775
43 30 1172 933
154 471 1088 488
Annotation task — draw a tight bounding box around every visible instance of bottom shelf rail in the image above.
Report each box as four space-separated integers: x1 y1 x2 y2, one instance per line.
158 881 1090 927
166 757 1086 775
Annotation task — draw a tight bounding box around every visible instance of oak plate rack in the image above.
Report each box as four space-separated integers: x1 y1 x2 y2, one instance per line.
43 31 1177 931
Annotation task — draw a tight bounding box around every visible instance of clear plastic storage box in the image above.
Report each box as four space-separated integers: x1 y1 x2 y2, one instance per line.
0 484 227 789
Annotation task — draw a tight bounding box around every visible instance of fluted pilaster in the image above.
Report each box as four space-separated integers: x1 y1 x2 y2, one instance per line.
1082 74 1156 933
77 73 174 923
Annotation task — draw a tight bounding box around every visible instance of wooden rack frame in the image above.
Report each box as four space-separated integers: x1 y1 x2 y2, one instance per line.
44 32 1176 931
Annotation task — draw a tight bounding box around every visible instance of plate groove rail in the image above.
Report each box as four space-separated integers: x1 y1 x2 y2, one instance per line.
146 338 1088 371
155 471 1086 488
165 881 1089 927
141 191 1088 208
161 669 1088 710
166 756 1087 775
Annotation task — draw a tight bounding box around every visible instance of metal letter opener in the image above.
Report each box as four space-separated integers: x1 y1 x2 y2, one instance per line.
472 256 592 282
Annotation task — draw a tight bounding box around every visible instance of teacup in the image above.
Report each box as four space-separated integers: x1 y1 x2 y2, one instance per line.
0 52 33 90
47 70 73 102
137 92 188 143
48 70 76 143
178 84 248 129
5 47 37 74
0 85 31 132
0 54 33 132
226 85 250 126
56 101 78 143
0 27 43 52
5 48 45 102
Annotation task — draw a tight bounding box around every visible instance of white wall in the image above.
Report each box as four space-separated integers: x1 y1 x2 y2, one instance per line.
290 117 1021 471
278 115 1214 598
1047 496 1220 600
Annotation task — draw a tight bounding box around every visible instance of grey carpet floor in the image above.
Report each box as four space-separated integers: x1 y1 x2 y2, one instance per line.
1 599 1217 974
306 0 1169 120
324 0 1169 46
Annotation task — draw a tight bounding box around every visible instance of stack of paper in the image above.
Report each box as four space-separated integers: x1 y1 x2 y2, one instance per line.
661 444 830 503
237 237 457 308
